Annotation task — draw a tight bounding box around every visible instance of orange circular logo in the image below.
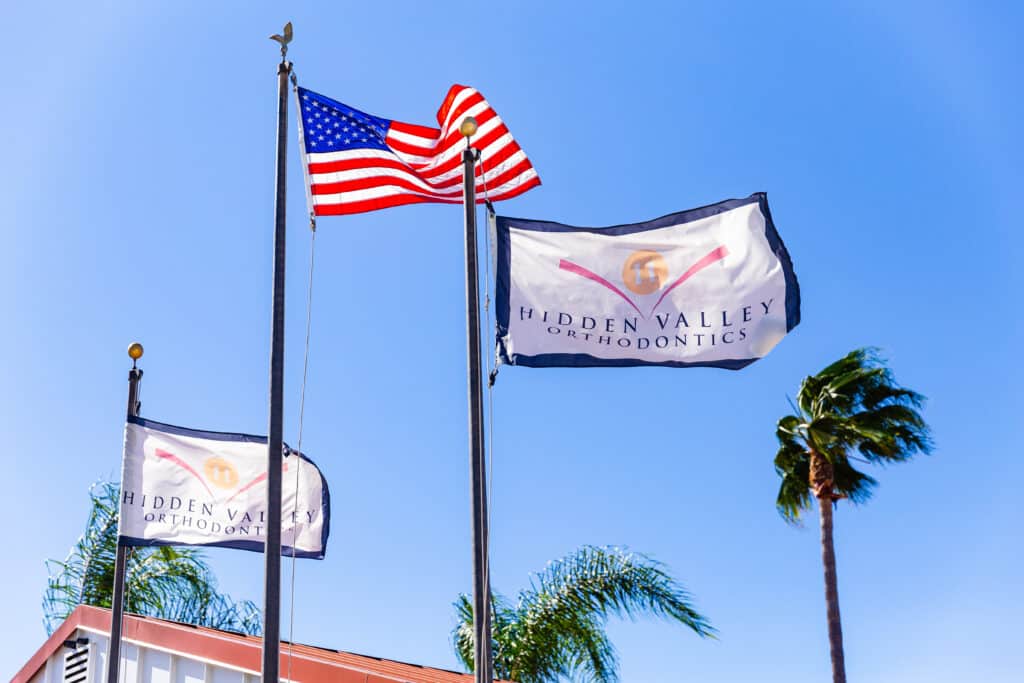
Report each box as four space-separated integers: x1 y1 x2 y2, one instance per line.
622 251 668 295
203 457 239 489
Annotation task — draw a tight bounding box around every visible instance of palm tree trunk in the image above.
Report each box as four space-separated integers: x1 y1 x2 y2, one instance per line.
817 485 847 683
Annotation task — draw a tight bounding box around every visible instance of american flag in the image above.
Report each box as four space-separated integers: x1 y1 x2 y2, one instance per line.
296 85 541 215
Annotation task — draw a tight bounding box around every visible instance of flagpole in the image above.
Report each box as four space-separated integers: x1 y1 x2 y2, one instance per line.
107 342 144 683
460 118 494 683
263 22 293 683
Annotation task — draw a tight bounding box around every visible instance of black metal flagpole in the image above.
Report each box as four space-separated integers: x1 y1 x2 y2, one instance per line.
107 341 144 683
459 118 494 683
263 21 293 683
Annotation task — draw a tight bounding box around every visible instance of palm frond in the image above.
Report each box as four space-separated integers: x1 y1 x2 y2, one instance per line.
775 442 811 523
43 481 261 636
814 347 881 382
860 382 926 411
159 588 263 634
776 414 805 441
526 546 713 636
830 459 878 504
452 546 712 682
452 593 476 672
44 482 121 631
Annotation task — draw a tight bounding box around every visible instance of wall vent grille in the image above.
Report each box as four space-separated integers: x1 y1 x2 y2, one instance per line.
63 643 92 683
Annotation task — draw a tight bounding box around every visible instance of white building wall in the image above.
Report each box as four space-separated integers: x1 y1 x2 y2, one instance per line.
119 644 140 683
173 657 205 683
92 634 109 682
29 627 263 683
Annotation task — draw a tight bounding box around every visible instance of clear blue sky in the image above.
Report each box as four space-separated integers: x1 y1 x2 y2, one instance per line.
4 2 1022 681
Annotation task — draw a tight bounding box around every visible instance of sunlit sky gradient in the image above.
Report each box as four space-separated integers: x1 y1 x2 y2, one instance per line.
3 2 1021 681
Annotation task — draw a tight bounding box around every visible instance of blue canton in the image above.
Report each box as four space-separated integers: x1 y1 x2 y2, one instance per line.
297 87 392 153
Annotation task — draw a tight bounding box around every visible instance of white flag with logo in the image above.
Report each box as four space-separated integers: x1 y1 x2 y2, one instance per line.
118 417 330 558
495 193 800 369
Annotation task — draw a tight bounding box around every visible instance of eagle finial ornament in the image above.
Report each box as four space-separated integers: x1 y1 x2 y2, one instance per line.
269 22 293 59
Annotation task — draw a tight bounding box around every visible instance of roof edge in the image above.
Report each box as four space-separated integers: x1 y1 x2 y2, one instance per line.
12 604 95 683
11 607 499 683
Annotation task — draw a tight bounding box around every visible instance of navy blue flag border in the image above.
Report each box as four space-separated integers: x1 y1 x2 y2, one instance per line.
118 415 331 560
494 192 801 370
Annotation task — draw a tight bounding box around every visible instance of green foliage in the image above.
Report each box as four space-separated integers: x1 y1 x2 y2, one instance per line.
43 482 262 635
453 546 713 683
774 348 933 522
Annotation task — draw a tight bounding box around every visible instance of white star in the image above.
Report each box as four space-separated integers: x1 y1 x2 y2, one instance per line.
316 123 323 129
327 140 334 146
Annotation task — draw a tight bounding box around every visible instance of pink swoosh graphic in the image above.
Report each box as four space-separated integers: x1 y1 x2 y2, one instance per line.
154 448 214 497
559 259 645 317
225 460 288 504
649 246 729 315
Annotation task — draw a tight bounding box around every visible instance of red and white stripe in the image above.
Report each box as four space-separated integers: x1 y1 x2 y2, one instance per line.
302 85 541 216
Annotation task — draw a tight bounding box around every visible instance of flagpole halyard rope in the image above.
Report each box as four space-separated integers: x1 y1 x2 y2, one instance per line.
286 214 317 683
478 152 497 653
284 67 319 682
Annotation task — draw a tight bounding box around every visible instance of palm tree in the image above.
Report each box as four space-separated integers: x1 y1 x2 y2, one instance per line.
43 481 262 635
774 348 932 683
452 545 713 682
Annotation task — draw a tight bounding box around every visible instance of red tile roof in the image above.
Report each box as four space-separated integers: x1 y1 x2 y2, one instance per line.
13 605 496 683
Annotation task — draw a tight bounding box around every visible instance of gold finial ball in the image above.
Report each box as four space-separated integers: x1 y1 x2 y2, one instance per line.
459 116 478 137
128 342 144 361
